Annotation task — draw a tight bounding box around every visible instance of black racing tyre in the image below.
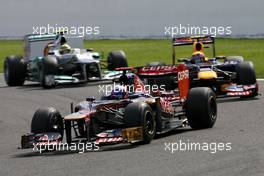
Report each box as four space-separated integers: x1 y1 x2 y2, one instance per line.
40 56 58 88
186 87 217 129
146 62 166 66
236 61 256 85
4 55 26 86
124 102 156 144
31 107 64 137
107 50 128 70
236 62 258 98
225 56 244 63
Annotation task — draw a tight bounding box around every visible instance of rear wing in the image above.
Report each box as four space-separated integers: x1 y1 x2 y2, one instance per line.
136 64 190 99
24 34 58 60
172 36 215 46
24 33 84 60
172 35 215 64
136 65 178 76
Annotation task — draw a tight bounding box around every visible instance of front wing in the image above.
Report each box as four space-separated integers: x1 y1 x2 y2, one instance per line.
20 127 143 149
219 83 258 97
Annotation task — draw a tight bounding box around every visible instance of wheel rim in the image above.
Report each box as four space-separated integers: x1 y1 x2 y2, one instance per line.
208 96 217 120
145 111 155 135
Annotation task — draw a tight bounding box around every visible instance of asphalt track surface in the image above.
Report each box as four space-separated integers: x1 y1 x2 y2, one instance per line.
0 75 263 176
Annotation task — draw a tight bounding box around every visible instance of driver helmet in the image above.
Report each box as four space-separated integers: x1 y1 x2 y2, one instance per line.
191 42 209 63
193 42 204 53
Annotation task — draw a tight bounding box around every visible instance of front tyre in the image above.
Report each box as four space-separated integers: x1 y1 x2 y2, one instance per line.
4 55 26 86
186 87 217 129
40 56 58 88
236 61 258 98
124 102 156 144
236 61 256 85
31 107 64 138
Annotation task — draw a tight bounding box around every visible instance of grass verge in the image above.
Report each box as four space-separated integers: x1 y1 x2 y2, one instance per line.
0 38 263 77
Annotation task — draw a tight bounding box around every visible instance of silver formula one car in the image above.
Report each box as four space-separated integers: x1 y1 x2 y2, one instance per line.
4 33 127 88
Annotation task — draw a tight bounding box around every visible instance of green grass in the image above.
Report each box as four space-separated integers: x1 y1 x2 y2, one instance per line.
0 38 264 77
0 40 24 73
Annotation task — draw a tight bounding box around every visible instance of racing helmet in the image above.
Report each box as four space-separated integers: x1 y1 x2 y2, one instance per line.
191 42 207 63
193 42 204 53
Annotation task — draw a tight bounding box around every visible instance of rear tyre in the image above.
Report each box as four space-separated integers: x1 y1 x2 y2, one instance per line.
4 55 26 86
124 102 156 144
186 87 217 129
107 50 128 70
31 107 63 138
40 56 58 88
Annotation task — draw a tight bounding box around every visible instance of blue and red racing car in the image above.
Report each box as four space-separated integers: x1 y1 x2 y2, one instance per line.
140 36 258 98
21 65 217 149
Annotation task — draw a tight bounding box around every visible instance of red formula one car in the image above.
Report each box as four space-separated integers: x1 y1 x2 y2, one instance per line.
21 65 217 150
